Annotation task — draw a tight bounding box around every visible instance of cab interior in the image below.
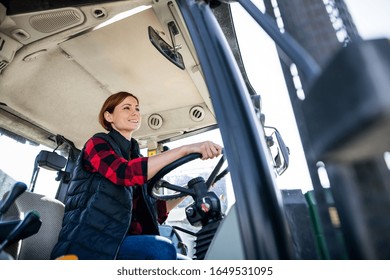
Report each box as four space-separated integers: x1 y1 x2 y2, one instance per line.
0 0 217 151
1 0 389 260
0 0 248 260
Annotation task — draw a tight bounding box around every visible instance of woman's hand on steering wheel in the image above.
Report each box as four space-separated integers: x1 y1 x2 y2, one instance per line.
186 141 222 160
147 149 227 201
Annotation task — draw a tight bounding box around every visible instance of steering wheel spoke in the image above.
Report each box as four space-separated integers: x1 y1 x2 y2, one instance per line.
205 152 226 188
151 180 195 200
147 151 228 201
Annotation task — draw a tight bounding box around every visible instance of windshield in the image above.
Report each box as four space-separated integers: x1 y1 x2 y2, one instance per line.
161 128 234 210
0 133 62 199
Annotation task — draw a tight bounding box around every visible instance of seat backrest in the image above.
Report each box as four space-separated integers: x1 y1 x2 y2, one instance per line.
1 191 64 260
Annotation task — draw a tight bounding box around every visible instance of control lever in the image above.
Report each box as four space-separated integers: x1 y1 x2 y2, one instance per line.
0 182 27 219
0 210 41 251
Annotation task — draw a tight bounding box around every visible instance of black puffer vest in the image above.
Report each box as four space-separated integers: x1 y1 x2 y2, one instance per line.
50 132 159 260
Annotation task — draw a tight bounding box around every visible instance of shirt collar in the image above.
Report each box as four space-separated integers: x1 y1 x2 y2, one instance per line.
108 129 132 160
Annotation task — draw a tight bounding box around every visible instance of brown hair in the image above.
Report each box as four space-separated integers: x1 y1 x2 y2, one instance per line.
98 91 139 131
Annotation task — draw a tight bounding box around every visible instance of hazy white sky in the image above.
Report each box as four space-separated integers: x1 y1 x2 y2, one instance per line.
231 0 390 191
344 0 390 39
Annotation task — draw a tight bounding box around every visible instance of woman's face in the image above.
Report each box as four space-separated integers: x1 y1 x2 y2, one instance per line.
104 96 141 138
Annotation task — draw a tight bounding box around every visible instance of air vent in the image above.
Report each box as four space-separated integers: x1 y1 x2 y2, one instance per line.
189 106 205 122
29 9 84 33
148 114 163 130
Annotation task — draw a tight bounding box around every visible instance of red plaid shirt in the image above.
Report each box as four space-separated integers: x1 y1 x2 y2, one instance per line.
83 136 168 234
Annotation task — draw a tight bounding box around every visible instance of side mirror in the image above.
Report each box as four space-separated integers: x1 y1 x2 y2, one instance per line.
265 126 290 175
251 95 265 125
148 25 185 70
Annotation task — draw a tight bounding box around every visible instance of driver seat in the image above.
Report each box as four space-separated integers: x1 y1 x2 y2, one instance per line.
1 191 64 260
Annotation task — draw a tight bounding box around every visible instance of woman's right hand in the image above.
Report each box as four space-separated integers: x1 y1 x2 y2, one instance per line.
147 141 223 180
185 141 222 160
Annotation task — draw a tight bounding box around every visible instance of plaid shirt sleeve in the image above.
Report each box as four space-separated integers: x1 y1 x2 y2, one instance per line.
83 137 148 186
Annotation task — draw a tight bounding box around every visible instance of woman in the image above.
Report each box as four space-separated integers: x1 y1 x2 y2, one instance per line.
51 91 222 260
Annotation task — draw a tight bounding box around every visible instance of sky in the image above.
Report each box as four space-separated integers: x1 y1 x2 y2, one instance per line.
1 0 390 198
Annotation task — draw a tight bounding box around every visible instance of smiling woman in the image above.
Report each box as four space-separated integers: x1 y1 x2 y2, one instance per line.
99 92 142 137
48 91 222 260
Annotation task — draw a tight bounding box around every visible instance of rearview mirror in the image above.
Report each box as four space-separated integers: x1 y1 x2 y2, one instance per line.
36 150 67 171
148 26 185 70
29 150 67 192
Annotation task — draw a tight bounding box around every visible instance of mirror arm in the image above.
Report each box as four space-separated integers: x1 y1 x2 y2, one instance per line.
168 21 180 55
148 26 185 70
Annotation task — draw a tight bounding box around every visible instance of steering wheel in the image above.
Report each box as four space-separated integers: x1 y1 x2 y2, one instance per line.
147 150 227 201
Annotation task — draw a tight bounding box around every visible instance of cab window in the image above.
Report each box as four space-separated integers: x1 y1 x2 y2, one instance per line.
0 132 61 199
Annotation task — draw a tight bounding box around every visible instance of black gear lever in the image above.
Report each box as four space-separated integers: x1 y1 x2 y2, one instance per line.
0 210 41 252
0 182 27 219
